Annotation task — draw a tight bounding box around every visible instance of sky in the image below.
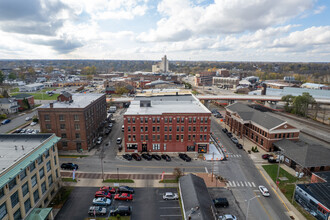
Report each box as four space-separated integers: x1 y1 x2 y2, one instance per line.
0 0 329 62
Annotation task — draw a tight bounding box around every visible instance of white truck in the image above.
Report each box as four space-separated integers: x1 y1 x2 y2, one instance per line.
108 106 117 113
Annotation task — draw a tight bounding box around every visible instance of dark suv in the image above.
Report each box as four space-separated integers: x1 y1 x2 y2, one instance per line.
110 206 132 216
179 153 191 162
117 186 134 194
61 163 78 170
213 197 229 207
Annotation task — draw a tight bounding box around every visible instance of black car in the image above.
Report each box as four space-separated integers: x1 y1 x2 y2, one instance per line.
236 143 243 149
141 153 152 160
110 206 132 216
213 198 229 207
132 153 141 161
117 186 134 194
105 128 111 135
14 128 22 133
161 154 171 162
122 154 132 161
222 128 228 133
61 163 78 170
179 153 191 162
226 132 233 138
152 154 161 160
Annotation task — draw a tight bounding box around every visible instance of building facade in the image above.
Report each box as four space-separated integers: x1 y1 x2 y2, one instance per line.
124 93 211 153
12 94 35 111
19 83 44 92
0 98 18 115
213 77 239 88
38 93 106 151
0 134 61 220
152 55 169 73
225 102 300 151
195 72 216 86
217 69 230 77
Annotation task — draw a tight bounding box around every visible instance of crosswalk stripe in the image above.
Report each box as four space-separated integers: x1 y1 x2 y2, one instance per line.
240 181 244 186
236 181 240 187
252 182 256 187
248 182 252 187
245 181 248 186
232 181 236 187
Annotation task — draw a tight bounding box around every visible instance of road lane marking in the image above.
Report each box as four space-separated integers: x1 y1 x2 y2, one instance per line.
245 181 248 186
254 191 273 220
205 167 209 173
232 181 236 187
236 181 240 187
256 166 290 212
252 182 256 187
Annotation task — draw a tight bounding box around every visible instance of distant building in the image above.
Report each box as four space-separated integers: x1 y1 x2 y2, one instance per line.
195 71 216 86
213 77 239 88
0 98 18 114
243 76 259 84
301 83 330 90
216 69 230 77
124 93 211 153
152 55 169 73
19 83 44 92
12 94 35 111
38 94 106 151
225 103 300 152
0 134 61 220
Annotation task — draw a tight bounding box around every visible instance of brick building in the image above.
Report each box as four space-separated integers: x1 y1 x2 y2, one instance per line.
225 103 300 151
195 72 216 86
124 93 211 153
38 93 106 151
12 94 35 111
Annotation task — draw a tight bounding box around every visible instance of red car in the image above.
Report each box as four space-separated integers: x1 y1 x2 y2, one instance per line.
99 186 116 194
114 193 133 201
262 154 270 160
95 191 112 199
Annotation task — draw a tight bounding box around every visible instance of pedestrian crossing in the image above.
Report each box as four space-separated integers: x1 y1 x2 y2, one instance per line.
227 154 242 158
226 180 256 188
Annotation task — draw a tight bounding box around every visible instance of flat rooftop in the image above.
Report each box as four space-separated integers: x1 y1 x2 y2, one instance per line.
40 93 104 109
125 94 210 115
0 134 53 174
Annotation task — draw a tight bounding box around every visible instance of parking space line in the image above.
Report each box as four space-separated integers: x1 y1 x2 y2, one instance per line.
245 181 248 186
159 207 180 209
232 181 236 187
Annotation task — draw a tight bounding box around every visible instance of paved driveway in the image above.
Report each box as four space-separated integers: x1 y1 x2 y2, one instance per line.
55 187 182 220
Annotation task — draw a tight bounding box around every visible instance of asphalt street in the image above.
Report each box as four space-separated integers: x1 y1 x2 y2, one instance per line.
0 110 37 133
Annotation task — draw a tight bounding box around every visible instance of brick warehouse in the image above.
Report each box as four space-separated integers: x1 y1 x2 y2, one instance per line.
38 93 106 151
225 102 300 152
124 93 211 153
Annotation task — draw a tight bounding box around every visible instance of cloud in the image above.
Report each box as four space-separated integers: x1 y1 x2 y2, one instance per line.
138 0 314 42
313 5 326 14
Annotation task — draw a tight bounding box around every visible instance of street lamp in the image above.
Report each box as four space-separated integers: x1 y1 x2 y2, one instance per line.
245 195 260 220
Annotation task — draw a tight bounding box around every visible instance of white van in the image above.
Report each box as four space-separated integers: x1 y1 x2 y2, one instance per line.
108 106 117 113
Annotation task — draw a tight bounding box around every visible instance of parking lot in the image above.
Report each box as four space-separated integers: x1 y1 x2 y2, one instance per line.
55 187 182 220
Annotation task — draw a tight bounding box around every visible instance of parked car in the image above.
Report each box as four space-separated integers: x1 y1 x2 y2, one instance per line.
161 154 171 161
163 192 178 200
262 154 270 160
123 154 132 161
108 123 113 128
61 163 78 170
121 125 125 132
219 214 237 220
25 117 32 121
215 113 223 118
30 121 37 126
268 157 278 163
1 119 11 125
132 153 142 161
109 206 132 216
105 128 111 135
141 153 152 160
14 128 22 133
114 193 133 201
231 137 239 144
226 132 233 138
88 206 107 216
99 186 116 194
95 191 112 199
116 138 122 144
96 137 103 145
213 198 229 207
179 153 191 162
152 154 161 160
92 197 111 206
236 143 243 149
222 128 228 133
259 185 270 197
117 186 134 194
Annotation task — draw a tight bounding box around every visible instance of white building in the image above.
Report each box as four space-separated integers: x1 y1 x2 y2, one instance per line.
152 55 169 73
0 98 18 114
19 83 44 92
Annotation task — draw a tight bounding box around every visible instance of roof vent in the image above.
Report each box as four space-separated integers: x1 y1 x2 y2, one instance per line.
140 100 151 107
22 145 24 150
15 145 17 150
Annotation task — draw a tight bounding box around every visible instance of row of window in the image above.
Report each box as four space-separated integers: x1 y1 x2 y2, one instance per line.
274 133 295 139
127 126 208 133
127 116 209 124
127 144 203 152
44 114 80 121
46 123 80 130
61 133 81 139
61 141 82 148
128 134 208 142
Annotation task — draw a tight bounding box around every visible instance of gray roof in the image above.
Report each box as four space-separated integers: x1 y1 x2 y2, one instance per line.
274 139 330 167
226 102 285 130
61 91 72 98
0 98 16 104
298 182 330 210
179 174 216 220
12 93 33 99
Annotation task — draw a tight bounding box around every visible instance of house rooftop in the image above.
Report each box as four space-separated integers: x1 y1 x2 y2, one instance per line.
298 182 330 210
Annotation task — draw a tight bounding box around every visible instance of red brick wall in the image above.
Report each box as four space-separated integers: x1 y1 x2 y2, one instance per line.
124 113 211 153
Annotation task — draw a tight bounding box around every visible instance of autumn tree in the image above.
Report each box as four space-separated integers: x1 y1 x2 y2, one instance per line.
115 87 129 95
0 71 4 84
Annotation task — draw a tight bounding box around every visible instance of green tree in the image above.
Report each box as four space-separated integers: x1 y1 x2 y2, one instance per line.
292 92 315 117
2 90 9 98
281 95 294 112
0 71 4 84
115 87 129 95
8 72 16 80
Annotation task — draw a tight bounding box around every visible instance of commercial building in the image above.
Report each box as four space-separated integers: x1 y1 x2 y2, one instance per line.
0 134 61 220
19 83 44 92
0 98 18 115
213 77 239 88
225 102 300 151
38 93 106 151
295 171 330 220
152 55 169 73
301 83 330 90
124 92 211 153
195 72 216 86
216 69 230 77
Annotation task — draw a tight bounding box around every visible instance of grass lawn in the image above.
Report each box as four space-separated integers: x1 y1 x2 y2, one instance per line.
85 217 130 220
62 178 77 182
10 88 19 93
48 186 74 209
159 179 178 183
103 179 134 183
11 92 59 100
262 165 315 220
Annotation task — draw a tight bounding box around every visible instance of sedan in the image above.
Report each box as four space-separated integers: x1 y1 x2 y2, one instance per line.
152 154 161 160
141 153 152 161
262 154 270 160
219 215 237 220
95 191 112 199
122 154 132 161
61 163 78 170
116 138 122 144
117 186 134 194
163 192 178 200
226 132 233 138
114 193 133 201
1 119 11 125
161 154 171 162
231 137 239 144
222 128 228 133
179 153 191 162
30 121 37 126
132 153 142 161
259 185 270 197
99 186 116 194
93 197 111 206
236 143 243 149
25 117 32 121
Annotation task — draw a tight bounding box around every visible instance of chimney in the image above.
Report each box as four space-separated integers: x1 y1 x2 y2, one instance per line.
15 145 17 150
50 102 54 108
